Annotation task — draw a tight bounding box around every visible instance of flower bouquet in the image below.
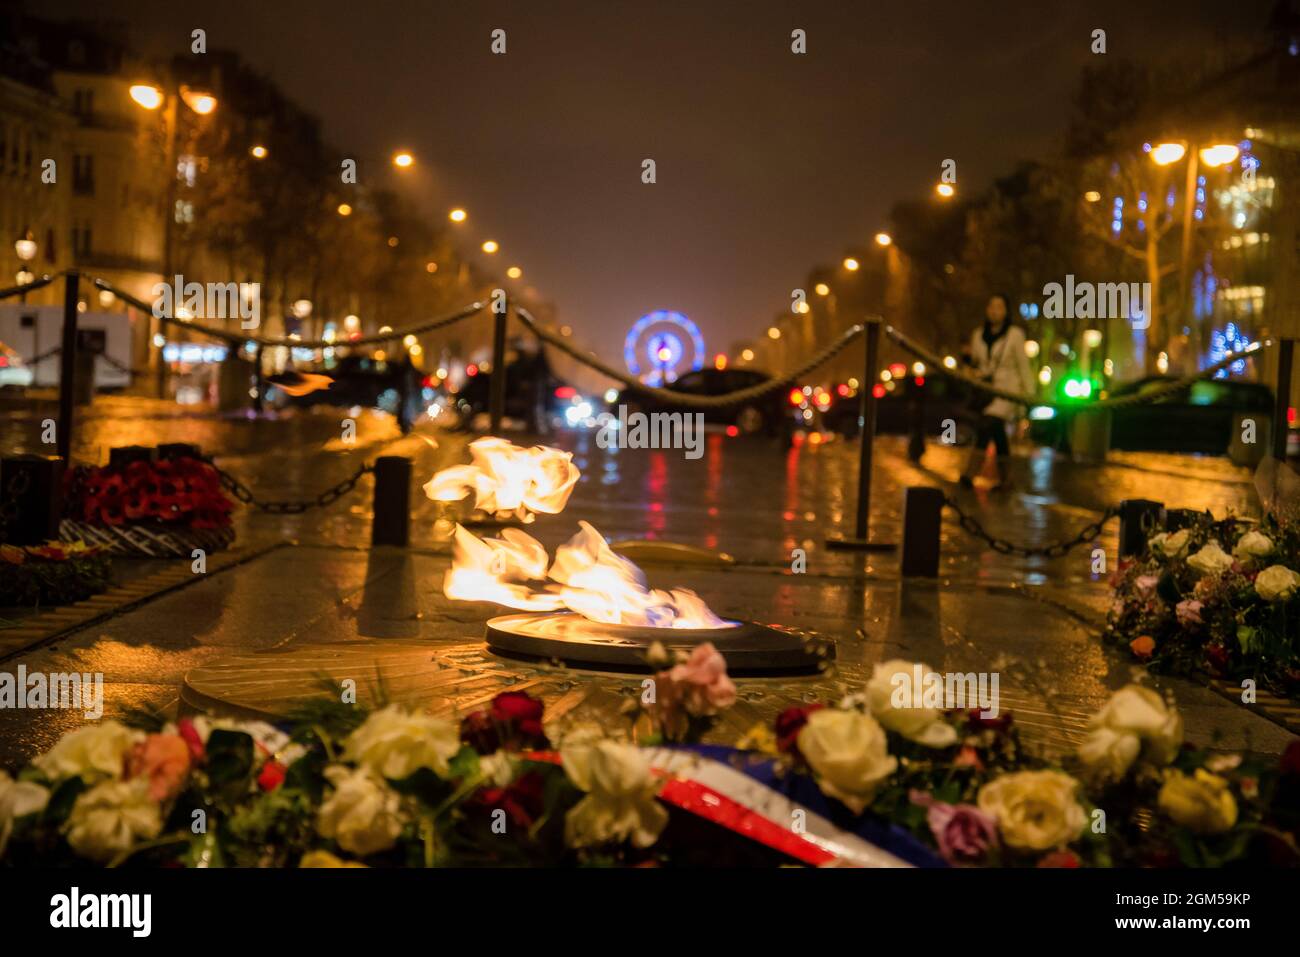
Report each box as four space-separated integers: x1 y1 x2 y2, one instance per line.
2 649 1295 868
59 457 235 558
1104 515 1300 697
0 541 111 607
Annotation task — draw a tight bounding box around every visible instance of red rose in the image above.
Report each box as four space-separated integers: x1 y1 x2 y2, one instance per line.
257 759 287 792
491 691 545 740
176 717 206 761
966 709 1013 733
1204 643 1231 676
460 710 499 754
472 770 545 829
1037 850 1080 868
775 703 824 755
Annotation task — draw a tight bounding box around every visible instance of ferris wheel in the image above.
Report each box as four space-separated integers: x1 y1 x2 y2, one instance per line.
623 310 706 385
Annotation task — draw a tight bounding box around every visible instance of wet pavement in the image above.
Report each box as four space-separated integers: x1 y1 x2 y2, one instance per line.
0 397 1294 766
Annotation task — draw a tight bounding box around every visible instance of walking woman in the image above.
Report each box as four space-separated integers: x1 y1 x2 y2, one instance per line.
960 293 1034 490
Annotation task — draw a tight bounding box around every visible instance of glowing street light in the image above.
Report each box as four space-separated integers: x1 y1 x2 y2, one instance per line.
250 144 268 159
337 203 353 216
874 232 892 247
129 84 163 110
814 282 830 296
448 208 467 223
935 183 955 198
1084 190 1101 202
1150 142 1187 166
180 86 217 115
14 229 37 262
392 151 415 168
767 326 781 340
842 257 860 271
741 348 755 362
481 240 499 254
1198 144 1240 168
506 266 522 279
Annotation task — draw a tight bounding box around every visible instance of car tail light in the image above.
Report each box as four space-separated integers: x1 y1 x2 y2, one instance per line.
788 388 804 406
555 386 577 399
914 376 925 387
466 364 478 376
872 383 886 399
725 425 739 437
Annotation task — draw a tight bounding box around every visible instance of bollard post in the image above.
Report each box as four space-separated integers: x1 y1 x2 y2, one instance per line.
900 486 944 577
1272 338 1293 462
1117 498 1163 558
1 455 64 546
56 270 80 462
371 455 411 547
489 295 508 434
827 318 894 550
252 345 265 414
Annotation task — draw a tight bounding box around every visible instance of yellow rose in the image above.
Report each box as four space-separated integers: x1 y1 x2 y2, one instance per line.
315 766 405 856
299 850 368 868
1187 542 1234 577
342 705 462 780
1157 769 1238 835
34 721 142 783
865 659 959 748
1077 684 1183 780
797 708 898 814
562 741 667 849
1232 530 1273 565
977 770 1087 851
65 778 162 863
1151 529 1190 559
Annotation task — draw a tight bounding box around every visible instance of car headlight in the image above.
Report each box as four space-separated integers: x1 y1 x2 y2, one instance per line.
1029 406 1055 421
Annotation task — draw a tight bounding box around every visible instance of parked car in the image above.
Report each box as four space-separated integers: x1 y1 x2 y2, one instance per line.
0 339 33 388
272 355 425 432
452 349 579 433
818 373 978 444
1028 376 1274 455
618 368 792 440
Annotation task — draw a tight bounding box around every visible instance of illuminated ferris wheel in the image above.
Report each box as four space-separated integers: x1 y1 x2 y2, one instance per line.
623 310 706 385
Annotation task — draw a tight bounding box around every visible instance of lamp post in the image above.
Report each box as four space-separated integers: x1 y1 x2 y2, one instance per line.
130 81 219 398
14 229 36 303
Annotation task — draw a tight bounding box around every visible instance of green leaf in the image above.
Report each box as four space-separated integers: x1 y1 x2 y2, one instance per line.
43 776 87 825
205 729 255 789
447 746 481 782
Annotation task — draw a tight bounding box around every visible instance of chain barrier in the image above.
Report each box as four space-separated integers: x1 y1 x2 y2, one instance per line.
882 323 1273 412
0 273 57 301
23 346 63 366
516 304 868 409
90 276 486 350
942 494 1117 558
207 459 374 515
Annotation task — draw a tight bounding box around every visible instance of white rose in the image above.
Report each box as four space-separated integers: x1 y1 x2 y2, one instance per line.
65 778 162 863
342 705 462 780
479 751 516 788
865 659 959 748
977 770 1087 851
33 721 142 783
1187 542 1234 577
1078 684 1183 779
1151 529 1190 559
1232 530 1273 564
797 708 898 814
316 766 405 856
0 771 49 859
1255 564 1300 602
562 741 667 849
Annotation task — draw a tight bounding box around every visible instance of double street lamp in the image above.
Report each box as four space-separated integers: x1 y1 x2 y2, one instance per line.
15 229 37 303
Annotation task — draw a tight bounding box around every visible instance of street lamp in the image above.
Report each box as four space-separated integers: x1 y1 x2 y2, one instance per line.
874 232 892 247
15 229 37 303
814 282 830 296
337 203 353 216
842 257 860 271
506 266 522 279
1150 142 1187 166
250 144 268 159
1198 144 1240 168
935 183 955 198
129 84 163 110
481 240 499 254
448 208 467 223
392 150 415 169
180 86 217 115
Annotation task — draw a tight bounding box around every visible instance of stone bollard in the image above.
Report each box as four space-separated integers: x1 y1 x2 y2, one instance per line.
1069 407 1111 464
0 454 65 545
109 445 157 469
371 455 412 547
1228 411 1270 467
1117 498 1163 559
901 486 945 577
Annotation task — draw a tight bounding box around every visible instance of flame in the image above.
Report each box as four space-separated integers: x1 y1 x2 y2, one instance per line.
444 520 731 629
423 437 579 522
272 372 334 397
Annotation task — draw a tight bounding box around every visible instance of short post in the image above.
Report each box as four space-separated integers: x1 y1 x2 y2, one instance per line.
0 455 64 545
900 486 944 577
56 270 80 462
827 319 893 549
489 294 509 434
371 455 411 547
1117 498 1163 558
1272 338 1294 462
252 345 265 414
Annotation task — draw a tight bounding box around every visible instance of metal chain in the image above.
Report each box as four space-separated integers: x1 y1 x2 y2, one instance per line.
516 305 866 409
24 346 63 366
208 460 374 515
943 494 1117 558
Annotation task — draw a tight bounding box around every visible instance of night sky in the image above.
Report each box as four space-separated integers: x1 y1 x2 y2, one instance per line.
44 0 1276 358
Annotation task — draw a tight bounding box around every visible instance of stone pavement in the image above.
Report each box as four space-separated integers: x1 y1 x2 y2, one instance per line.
1 416 1294 766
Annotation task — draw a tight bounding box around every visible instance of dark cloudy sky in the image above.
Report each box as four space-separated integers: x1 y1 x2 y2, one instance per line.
45 0 1277 357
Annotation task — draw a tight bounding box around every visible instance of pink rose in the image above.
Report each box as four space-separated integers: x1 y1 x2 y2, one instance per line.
658 642 737 717
1134 575 1159 599
1175 599 1203 628
126 733 192 801
910 790 998 865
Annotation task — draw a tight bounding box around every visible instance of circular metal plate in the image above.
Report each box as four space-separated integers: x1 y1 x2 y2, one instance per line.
484 612 834 675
